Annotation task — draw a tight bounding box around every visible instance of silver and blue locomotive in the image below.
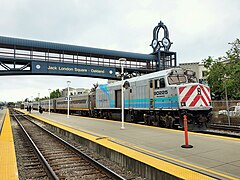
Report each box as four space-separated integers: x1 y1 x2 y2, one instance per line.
95 68 212 131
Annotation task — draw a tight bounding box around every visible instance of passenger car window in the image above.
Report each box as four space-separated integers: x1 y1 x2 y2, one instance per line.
160 78 165 88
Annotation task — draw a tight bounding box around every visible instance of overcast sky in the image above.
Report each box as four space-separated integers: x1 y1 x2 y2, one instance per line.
0 0 239 102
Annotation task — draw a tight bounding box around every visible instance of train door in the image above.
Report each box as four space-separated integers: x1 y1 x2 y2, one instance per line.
149 79 154 108
115 89 122 108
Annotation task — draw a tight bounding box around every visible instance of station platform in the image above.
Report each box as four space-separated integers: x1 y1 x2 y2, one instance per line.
16 109 240 179
0 108 18 180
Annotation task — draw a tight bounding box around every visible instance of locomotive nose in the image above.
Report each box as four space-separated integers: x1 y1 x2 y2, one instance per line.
178 84 211 109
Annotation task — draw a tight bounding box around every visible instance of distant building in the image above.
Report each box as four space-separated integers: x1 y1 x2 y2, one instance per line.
61 87 90 97
179 62 208 83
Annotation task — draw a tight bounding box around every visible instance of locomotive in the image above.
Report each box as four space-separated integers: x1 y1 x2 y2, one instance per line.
33 67 212 131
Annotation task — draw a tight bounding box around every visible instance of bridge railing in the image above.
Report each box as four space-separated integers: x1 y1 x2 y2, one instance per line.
0 47 157 71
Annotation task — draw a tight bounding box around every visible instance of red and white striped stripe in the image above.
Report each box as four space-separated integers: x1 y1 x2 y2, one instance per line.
178 84 211 107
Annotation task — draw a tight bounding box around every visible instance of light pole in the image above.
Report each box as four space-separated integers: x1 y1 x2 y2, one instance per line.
67 81 71 118
224 80 230 126
27 98 29 110
119 58 126 129
48 89 51 115
38 93 40 112
31 96 33 107
22 99 24 110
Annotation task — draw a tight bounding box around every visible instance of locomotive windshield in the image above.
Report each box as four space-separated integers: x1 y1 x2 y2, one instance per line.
167 75 186 85
167 69 198 85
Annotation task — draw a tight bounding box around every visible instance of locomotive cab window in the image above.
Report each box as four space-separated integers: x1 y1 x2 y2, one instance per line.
155 78 165 89
154 79 160 89
168 75 186 85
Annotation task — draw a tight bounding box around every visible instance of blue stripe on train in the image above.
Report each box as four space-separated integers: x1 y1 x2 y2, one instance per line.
98 96 179 109
125 102 179 109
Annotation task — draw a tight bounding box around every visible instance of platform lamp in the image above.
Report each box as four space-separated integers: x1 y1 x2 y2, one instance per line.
67 80 71 118
22 99 25 110
38 93 40 112
119 58 126 129
27 98 29 109
48 89 51 115
224 75 230 126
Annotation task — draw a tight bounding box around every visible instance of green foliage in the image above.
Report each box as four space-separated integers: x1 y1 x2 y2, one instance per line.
90 83 98 92
7 102 15 106
50 89 61 98
32 89 61 101
203 39 240 100
40 96 49 100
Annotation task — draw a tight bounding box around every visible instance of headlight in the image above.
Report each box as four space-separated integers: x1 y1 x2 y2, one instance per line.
181 102 186 107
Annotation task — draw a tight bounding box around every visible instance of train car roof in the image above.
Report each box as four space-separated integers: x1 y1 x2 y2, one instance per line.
98 67 183 88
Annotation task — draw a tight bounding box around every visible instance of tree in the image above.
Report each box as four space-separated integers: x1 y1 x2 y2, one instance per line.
7 102 15 107
40 96 49 100
203 39 240 100
90 83 98 92
50 89 61 98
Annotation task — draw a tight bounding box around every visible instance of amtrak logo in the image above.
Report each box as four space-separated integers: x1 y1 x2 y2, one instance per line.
36 64 41 69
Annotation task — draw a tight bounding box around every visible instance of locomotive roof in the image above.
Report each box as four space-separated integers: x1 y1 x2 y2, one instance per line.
101 67 183 87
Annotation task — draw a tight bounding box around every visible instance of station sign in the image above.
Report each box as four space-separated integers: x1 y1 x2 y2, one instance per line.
32 61 116 78
65 97 72 101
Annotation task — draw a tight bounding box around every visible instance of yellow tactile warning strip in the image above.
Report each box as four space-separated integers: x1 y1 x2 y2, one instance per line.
20 112 216 180
0 109 18 180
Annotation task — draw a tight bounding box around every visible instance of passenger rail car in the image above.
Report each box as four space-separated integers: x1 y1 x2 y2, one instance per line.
36 93 94 115
55 94 90 115
40 99 54 111
32 101 39 110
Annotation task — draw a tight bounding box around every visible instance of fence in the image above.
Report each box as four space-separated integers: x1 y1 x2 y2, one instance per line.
212 100 240 111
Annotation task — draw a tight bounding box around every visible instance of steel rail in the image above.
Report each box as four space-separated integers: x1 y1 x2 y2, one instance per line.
12 112 59 180
12 109 125 180
210 124 240 132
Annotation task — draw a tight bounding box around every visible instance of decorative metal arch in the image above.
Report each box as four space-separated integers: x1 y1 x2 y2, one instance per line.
150 21 172 52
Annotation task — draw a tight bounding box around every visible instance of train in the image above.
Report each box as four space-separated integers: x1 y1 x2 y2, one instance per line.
31 67 212 131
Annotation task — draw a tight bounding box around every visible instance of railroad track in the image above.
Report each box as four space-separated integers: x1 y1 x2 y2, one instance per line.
10 109 125 179
210 124 240 132
197 124 240 138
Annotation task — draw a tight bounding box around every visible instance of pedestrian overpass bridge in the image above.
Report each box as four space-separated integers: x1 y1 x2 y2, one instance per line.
0 21 176 80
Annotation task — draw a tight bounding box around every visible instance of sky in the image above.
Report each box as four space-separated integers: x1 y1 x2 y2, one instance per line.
0 0 239 102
